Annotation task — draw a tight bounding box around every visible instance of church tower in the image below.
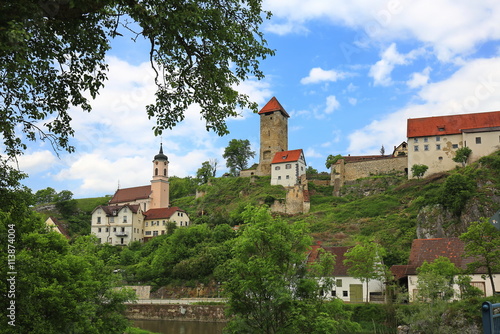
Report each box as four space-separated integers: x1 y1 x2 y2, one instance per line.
150 144 170 209
257 97 289 176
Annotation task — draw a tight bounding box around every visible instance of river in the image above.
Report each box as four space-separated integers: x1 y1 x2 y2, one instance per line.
133 319 226 334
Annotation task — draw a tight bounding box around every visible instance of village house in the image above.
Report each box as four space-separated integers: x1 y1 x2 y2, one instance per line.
270 149 307 187
143 207 190 241
390 237 500 301
45 216 71 240
91 204 145 245
407 110 500 178
308 244 386 303
90 144 190 245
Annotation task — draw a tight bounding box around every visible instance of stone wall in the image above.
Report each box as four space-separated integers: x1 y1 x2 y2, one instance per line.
126 304 227 322
331 156 407 191
270 183 310 214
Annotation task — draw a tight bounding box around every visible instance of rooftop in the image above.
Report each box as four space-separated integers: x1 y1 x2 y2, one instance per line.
258 96 290 118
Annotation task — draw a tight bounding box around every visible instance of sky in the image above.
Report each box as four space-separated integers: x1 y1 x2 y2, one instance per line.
15 0 500 198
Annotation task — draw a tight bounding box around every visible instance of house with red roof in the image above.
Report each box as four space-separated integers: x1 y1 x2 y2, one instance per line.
390 238 500 301
143 207 190 241
270 149 307 187
309 245 386 303
45 216 71 240
407 110 500 178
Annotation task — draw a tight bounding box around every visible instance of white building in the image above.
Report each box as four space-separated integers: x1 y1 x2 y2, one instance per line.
270 149 306 187
143 207 190 241
91 204 145 245
407 111 500 178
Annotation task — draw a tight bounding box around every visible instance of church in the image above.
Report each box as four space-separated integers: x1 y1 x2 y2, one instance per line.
90 144 190 245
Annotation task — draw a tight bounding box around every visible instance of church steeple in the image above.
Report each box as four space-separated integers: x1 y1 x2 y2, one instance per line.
151 143 170 209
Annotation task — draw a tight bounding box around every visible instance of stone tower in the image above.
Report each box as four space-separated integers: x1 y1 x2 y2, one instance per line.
150 144 170 209
257 97 289 176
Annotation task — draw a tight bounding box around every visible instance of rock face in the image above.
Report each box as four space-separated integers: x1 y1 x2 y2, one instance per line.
416 180 500 239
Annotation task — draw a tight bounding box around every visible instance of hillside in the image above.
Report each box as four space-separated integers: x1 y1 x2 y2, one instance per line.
42 151 500 268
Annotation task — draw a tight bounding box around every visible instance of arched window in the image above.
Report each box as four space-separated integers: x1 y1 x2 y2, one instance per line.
155 168 158 176
163 169 167 176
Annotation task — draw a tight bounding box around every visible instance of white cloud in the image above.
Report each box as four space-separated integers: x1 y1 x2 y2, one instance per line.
264 0 500 61
407 66 431 88
369 43 421 86
348 97 357 105
325 95 340 114
16 151 58 175
301 67 348 84
347 57 500 155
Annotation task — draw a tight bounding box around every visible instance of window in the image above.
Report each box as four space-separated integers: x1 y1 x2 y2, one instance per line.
145 222 148 227
180 222 183 227
275 166 280 170
424 144 429 151
336 279 342 287
414 145 419 152
123 216 127 223
161 230 165 235
331 290 337 297
438 127 445 131
145 231 151 236
163 220 166 226
414 138 418 143
110 217 114 223
97 217 101 224
436 144 441 150
286 175 290 179
438 156 443 161
105 227 109 232
113 227 116 232
476 137 482 144
153 231 158 236
98 228 102 233
424 137 428 142
436 136 441 141
155 168 158 176
452 144 459 149
121 227 125 232
343 291 348 297
278 176 281 180
285 164 291 169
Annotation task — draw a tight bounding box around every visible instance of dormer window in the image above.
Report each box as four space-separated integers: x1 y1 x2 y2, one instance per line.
438 126 445 131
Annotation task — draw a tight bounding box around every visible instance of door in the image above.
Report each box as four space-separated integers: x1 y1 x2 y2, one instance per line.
349 284 363 303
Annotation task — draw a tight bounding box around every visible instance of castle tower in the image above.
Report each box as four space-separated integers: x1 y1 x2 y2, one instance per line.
150 144 170 209
257 97 289 176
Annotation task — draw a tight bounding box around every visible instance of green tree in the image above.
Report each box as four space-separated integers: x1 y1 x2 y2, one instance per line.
306 166 319 175
169 176 197 200
223 139 255 176
416 257 459 302
343 240 386 303
196 160 217 184
452 146 472 167
460 218 500 294
34 187 57 204
0 0 274 159
411 164 428 179
54 189 73 202
222 206 359 334
0 169 134 333
439 173 475 215
325 154 342 169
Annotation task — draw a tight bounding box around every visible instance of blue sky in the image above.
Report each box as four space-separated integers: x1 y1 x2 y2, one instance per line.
16 0 500 198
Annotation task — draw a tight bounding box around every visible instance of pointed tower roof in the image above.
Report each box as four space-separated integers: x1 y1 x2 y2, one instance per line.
258 97 290 118
154 143 168 161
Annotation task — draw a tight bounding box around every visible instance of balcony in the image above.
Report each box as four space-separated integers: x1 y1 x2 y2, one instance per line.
115 232 128 237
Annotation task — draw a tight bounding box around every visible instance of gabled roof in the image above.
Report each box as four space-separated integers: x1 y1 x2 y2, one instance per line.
93 204 141 216
109 185 151 204
407 111 500 138
258 96 290 118
271 149 305 164
390 237 481 280
323 246 353 276
144 206 185 220
46 216 71 240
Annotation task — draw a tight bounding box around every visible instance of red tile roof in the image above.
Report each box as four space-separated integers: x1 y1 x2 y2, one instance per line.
258 96 290 117
271 149 304 164
323 246 353 276
144 206 184 220
407 111 500 138
109 185 151 204
390 237 482 280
